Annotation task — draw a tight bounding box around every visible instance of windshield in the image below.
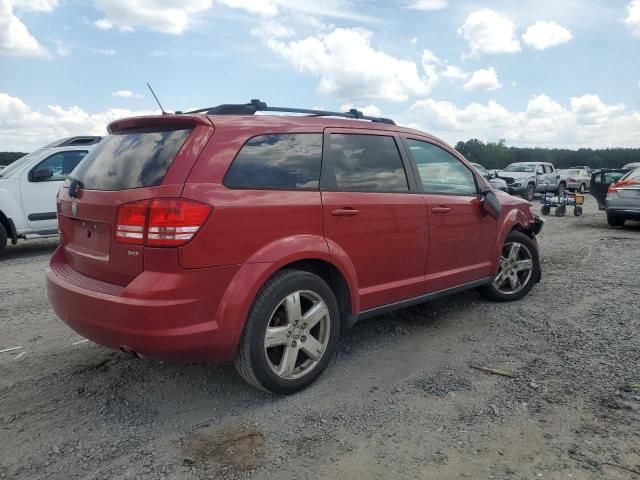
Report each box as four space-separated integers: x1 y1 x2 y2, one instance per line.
0 150 43 178
504 163 536 173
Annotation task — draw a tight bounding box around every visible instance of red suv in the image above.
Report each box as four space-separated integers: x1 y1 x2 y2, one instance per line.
46 100 543 394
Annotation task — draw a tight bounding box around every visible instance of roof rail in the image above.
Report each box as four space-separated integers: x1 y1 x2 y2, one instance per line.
184 99 396 125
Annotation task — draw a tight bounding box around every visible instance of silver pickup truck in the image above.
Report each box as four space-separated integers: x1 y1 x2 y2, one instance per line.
495 162 565 201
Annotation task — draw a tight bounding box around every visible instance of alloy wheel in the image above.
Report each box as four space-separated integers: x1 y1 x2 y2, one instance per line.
263 290 331 380
493 242 534 295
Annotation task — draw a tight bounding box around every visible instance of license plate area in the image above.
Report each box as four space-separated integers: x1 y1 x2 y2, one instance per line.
65 219 111 262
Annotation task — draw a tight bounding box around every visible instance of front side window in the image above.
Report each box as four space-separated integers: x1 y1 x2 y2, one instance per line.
33 150 88 182
224 134 322 189
407 139 478 196
325 134 408 192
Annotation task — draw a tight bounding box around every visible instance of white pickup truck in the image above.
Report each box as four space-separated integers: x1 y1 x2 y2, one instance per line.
0 136 101 254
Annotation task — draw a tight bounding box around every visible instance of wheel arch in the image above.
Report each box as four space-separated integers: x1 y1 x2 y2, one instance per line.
0 210 17 244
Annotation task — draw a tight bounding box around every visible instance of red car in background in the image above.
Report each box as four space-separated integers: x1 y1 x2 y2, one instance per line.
46 100 543 394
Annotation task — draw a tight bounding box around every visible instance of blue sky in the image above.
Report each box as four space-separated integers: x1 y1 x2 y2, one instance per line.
1 0 639 151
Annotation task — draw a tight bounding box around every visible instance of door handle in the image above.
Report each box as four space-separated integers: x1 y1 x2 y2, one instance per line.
431 206 450 214
331 208 360 217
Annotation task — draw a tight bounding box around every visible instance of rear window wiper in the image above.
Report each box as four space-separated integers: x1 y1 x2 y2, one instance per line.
68 177 84 198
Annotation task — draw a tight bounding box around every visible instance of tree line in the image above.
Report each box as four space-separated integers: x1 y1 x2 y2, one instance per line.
454 139 640 170
0 152 27 166
2 139 639 169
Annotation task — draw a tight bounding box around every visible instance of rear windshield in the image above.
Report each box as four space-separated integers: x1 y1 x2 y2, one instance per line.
70 128 191 190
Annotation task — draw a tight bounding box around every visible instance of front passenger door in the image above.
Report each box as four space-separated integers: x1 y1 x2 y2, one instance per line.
321 130 428 311
21 150 88 230
403 138 497 292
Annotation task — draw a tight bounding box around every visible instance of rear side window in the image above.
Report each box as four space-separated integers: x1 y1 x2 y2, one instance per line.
325 134 408 192
70 128 191 191
224 134 322 189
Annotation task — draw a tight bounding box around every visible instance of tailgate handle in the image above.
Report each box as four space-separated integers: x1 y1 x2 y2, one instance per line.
431 206 451 214
331 208 360 217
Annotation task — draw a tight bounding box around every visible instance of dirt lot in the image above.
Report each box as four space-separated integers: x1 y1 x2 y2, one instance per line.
1 196 639 480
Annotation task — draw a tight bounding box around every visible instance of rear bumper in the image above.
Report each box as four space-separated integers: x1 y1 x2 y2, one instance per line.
46 247 242 362
606 208 640 220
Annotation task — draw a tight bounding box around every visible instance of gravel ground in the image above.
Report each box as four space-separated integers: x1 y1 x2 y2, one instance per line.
1 196 639 480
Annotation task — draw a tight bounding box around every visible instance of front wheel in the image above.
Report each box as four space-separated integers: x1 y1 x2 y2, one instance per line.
479 231 540 302
555 205 566 217
525 184 535 201
234 270 340 394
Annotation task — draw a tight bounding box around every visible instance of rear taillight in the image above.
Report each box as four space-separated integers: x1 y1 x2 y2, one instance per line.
116 200 148 244
608 179 639 193
115 199 212 247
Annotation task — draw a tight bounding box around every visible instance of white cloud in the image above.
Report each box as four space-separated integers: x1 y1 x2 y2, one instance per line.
218 0 277 16
93 0 213 34
339 103 382 117
409 37 417 45
0 92 155 151
570 94 624 125
90 48 116 55
458 9 521 56
625 0 640 37
441 65 468 80
406 94 639 148
463 67 502 91
112 90 145 99
53 40 69 57
259 27 433 102
406 0 447 11
8 0 58 11
522 21 573 50
0 0 50 57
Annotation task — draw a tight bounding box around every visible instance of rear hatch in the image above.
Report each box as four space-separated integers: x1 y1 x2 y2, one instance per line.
57 116 214 286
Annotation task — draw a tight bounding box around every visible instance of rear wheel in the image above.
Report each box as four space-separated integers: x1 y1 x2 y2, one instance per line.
0 223 7 256
574 206 583 216
234 270 340 394
479 231 540 302
607 213 626 227
525 184 535 201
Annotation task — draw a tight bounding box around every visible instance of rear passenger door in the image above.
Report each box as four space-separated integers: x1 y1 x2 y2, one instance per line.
402 137 497 293
544 164 557 191
321 129 428 311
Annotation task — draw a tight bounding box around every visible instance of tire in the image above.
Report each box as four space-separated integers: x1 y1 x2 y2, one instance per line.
234 269 340 395
579 183 585 194
479 231 540 302
555 205 566 217
541 205 551 216
557 183 566 198
525 184 535 201
607 213 625 227
0 223 7 256
574 206 583 216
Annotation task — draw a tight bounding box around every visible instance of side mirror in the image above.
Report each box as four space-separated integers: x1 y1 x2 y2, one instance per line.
481 190 502 219
31 168 54 182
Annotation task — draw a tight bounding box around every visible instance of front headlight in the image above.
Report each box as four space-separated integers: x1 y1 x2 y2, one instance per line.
512 182 521 187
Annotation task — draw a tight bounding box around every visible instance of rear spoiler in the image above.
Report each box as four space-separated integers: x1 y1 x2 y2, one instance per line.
107 115 214 134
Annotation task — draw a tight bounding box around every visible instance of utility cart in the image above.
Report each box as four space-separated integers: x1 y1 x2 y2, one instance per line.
540 189 584 217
